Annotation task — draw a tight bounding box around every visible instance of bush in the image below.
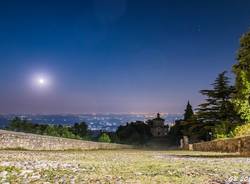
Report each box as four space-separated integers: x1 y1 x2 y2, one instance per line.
98 133 111 143
43 125 60 137
212 121 241 139
232 123 250 137
213 122 230 139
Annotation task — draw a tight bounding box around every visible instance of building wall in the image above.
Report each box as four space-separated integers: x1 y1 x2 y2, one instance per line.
152 119 164 127
150 126 167 137
192 136 250 156
0 130 133 151
150 119 166 137
151 127 164 137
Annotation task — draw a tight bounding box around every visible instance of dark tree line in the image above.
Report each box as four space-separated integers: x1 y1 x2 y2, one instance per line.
7 117 118 143
116 121 152 145
7 117 89 140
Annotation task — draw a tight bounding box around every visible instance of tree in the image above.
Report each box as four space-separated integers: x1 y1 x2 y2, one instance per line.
43 125 60 137
60 126 78 139
8 117 37 133
71 122 88 138
98 133 111 143
196 71 240 139
197 71 237 123
107 132 120 143
116 121 152 144
7 118 84 140
232 30 250 122
8 117 22 131
184 101 194 121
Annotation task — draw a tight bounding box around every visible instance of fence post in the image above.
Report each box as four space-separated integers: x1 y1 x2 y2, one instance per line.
180 139 184 149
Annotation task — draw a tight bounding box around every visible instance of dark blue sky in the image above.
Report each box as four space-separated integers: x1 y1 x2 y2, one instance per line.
0 0 250 114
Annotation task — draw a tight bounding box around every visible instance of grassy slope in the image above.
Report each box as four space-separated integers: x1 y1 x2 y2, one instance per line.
0 149 249 183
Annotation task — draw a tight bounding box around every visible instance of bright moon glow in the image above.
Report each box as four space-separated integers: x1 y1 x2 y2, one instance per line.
39 78 45 84
33 75 50 87
30 74 52 91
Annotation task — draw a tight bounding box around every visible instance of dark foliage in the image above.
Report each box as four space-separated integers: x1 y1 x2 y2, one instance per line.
196 71 242 139
70 122 88 138
169 71 243 145
7 117 89 140
116 121 152 145
196 71 238 124
184 101 194 121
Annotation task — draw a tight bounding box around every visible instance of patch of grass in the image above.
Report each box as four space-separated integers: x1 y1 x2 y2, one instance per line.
0 166 19 173
40 169 75 183
0 166 21 183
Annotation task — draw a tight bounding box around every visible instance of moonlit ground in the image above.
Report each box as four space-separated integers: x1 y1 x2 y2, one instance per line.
0 150 249 184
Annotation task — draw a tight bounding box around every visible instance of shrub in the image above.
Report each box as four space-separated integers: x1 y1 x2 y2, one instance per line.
213 122 230 139
232 123 250 137
98 133 111 143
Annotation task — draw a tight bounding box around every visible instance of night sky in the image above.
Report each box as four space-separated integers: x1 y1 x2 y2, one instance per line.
0 0 250 114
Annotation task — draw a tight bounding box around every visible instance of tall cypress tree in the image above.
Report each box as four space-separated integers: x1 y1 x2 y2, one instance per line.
184 101 194 121
232 30 250 122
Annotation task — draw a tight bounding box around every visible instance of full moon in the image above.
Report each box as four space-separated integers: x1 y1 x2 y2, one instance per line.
36 77 48 87
31 73 52 90
39 78 45 84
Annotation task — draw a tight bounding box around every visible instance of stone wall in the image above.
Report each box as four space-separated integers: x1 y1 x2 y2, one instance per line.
192 136 250 155
0 130 133 151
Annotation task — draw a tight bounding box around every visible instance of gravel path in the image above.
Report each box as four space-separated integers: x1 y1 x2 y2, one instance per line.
0 150 249 184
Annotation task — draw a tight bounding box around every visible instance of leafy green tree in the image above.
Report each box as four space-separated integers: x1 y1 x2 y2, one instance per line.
184 101 194 121
98 133 111 143
232 30 250 121
43 125 60 137
60 126 77 139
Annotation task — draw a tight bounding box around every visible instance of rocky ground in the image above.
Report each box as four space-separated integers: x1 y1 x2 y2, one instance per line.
0 149 250 184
